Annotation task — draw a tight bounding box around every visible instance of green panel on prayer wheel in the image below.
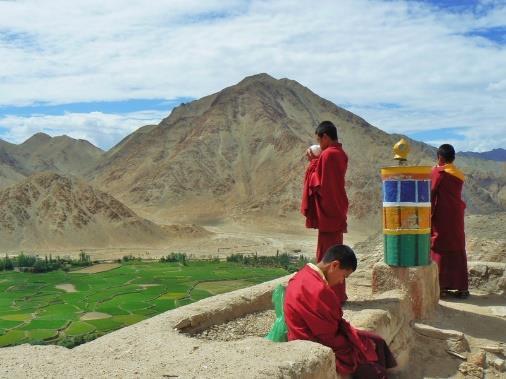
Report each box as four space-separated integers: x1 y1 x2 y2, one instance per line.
417 234 431 266
384 234 430 267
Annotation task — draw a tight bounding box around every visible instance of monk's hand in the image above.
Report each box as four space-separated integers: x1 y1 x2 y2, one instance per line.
306 148 316 161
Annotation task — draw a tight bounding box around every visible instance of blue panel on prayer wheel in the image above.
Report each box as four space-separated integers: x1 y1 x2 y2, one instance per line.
400 181 416 202
417 180 430 203
383 181 398 202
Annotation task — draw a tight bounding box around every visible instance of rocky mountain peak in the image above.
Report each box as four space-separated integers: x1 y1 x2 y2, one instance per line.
21 132 52 147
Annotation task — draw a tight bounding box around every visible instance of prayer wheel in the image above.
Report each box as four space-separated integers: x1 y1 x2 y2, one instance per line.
381 165 432 266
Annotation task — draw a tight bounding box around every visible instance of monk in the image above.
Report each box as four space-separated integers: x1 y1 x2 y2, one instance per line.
284 245 397 378
301 120 349 303
431 144 469 298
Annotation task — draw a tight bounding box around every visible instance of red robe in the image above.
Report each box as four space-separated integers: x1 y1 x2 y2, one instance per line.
430 164 468 291
284 265 396 377
301 143 348 234
301 143 349 301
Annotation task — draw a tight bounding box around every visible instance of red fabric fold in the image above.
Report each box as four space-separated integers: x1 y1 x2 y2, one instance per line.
301 159 319 228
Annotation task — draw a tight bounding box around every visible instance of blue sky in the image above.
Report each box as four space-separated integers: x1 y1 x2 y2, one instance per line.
0 99 191 117
0 0 505 151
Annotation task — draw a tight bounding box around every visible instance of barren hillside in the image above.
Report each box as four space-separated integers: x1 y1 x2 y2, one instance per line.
0 172 207 251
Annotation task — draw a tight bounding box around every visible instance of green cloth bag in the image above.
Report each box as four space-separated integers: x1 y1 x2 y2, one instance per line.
265 284 288 342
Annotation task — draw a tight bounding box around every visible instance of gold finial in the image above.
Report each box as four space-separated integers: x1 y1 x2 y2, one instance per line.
393 138 410 162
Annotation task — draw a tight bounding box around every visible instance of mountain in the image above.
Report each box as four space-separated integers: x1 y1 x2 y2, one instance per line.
0 133 103 189
0 172 206 251
460 148 506 162
0 139 26 188
88 73 506 223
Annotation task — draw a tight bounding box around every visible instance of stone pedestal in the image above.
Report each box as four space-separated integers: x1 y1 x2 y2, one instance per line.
372 262 439 319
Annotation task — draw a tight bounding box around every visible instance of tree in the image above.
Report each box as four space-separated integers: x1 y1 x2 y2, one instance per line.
33 260 48 273
17 253 36 267
3 255 14 270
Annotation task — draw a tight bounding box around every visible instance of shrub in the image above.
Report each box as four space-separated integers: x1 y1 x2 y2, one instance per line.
1 255 14 271
225 252 309 272
17 253 37 268
160 253 187 265
58 332 99 348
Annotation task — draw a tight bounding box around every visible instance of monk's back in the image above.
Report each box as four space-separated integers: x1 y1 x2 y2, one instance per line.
316 144 349 232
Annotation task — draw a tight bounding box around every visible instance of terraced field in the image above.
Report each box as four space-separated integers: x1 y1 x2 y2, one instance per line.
0 262 287 347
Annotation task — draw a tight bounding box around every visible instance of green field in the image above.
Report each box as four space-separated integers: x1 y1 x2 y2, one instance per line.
0 261 287 347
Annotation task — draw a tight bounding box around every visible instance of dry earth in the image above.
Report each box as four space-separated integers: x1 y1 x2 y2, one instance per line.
69 263 121 274
54 283 77 292
80 312 112 321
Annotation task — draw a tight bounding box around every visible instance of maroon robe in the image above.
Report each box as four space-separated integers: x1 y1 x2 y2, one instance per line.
430 164 468 291
301 143 348 234
301 143 349 301
284 265 396 377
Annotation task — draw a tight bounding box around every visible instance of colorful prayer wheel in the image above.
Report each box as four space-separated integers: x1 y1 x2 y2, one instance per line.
381 166 432 267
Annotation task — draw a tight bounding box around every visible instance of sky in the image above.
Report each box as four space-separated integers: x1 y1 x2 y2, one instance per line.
0 0 505 151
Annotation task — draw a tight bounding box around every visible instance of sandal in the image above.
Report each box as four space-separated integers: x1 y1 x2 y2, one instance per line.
454 290 470 299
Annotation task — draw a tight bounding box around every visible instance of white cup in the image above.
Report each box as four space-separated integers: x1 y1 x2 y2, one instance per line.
310 144 321 157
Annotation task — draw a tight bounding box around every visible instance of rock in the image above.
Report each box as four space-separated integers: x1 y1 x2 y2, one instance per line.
412 323 470 354
467 351 486 368
372 262 439 319
469 263 489 278
458 362 484 379
479 345 504 354
489 357 506 372
498 277 506 291
487 263 505 277
447 337 470 354
412 323 465 340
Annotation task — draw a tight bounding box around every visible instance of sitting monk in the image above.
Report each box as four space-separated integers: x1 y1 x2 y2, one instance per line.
284 245 397 378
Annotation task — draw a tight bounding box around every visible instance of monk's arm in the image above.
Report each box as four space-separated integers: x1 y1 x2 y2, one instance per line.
305 159 319 195
303 290 353 354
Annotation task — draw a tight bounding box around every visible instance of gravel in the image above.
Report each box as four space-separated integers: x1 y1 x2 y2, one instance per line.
193 310 276 341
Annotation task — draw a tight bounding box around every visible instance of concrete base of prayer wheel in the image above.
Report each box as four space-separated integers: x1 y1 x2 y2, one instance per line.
372 262 440 319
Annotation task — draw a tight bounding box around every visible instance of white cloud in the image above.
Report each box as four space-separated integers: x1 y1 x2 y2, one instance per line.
0 0 505 151
0 111 166 149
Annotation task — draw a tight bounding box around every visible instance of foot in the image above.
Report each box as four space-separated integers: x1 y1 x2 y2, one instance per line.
440 289 451 298
454 290 470 299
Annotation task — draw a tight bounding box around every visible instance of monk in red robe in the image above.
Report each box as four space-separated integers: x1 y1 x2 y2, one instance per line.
284 245 397 378
301 121 349 302
431 144 469 298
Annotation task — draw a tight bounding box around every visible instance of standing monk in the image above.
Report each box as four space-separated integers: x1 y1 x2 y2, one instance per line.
301 121 349 303
431 144 469 298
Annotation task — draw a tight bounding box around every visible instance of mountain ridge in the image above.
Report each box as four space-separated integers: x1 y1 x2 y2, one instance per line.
460 148 506 162
87 73 505 223
2 74 504 229
0 133 104 189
